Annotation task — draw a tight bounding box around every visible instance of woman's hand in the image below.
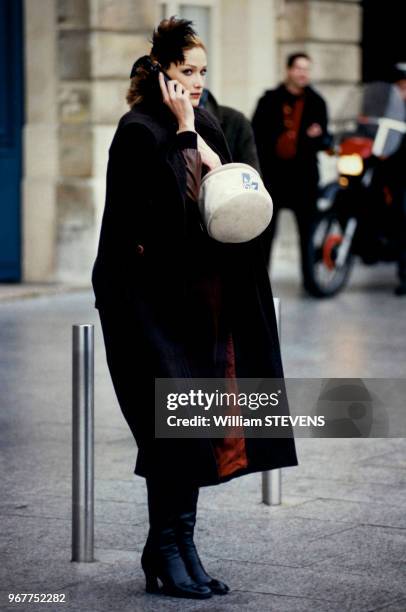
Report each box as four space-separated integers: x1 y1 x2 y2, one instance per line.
197 134 221 171
159 72 195 133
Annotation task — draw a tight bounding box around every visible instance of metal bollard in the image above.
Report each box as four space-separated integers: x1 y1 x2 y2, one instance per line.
261 298 282 506
72 324 95 562
262 464 282 506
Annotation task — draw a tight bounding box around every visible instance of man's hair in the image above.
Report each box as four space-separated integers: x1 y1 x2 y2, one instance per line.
286 52 311 68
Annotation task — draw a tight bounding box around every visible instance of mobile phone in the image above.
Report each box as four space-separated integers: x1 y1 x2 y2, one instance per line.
160 69 171 85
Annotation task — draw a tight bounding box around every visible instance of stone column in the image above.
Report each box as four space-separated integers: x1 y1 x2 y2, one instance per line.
56 0 157 283
23 0 157 283
23 0 59 282
221 0 279 118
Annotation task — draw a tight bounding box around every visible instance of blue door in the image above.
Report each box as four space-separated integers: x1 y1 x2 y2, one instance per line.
0 0 23 281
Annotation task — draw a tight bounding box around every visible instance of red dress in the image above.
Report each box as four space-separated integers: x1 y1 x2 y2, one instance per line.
182 147 248 479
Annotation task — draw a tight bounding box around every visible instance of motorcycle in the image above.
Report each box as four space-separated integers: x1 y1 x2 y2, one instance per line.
303 82 406 297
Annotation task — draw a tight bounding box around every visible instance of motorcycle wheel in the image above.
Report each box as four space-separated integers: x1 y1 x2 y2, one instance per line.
302 213 354 298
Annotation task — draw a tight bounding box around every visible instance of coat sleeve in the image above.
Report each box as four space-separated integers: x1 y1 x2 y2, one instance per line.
109 122 159 239
175 131 203 202
115 123 203 233
92 121 159 307
308 95 332 152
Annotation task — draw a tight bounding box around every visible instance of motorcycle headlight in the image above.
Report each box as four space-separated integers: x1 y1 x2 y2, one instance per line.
337 154 363 176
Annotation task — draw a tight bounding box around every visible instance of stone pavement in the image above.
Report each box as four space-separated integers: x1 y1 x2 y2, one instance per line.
0 256 406 612
0 283 89 303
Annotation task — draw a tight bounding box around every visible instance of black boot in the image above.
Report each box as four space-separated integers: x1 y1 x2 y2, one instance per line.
141 477 212 600
395 264 406 296
176 486 230 595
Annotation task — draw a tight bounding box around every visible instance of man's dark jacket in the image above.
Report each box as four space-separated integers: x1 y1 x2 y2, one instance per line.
252 84 331 202
92 101 298 487
202 90 260 170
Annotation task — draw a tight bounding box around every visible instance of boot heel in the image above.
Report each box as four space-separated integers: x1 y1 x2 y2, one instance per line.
144 571 160 594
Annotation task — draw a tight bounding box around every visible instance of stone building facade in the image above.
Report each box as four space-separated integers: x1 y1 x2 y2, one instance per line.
20 0 361 284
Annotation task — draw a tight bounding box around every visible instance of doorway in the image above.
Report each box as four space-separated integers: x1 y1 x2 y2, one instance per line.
362 0 406 82
0 0 23 281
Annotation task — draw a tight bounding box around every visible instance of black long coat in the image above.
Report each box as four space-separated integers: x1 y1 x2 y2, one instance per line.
92 100 298 487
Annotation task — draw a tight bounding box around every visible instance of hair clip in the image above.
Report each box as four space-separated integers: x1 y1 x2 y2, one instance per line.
130 55 160 78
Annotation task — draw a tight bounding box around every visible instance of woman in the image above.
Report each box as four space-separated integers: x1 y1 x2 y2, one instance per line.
92 17 298 600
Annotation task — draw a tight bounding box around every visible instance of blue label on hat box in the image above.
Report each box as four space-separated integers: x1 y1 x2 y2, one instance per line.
242 172 259 191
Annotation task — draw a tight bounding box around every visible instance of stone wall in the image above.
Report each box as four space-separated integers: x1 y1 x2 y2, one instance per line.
23 0 58 282
23 0 157 283
277 0 362 128
220 0 362 126
220 0 279 117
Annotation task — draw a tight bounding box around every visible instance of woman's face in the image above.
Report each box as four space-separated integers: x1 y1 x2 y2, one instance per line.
166 46 207 107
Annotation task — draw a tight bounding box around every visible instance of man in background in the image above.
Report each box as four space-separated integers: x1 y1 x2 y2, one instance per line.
385 63 406 295
252 53 331 286
200 89 259 170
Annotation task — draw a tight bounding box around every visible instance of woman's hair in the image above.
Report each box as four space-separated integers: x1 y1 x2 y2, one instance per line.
126 16 206 107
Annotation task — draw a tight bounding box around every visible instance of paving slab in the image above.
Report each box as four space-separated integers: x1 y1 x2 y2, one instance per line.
1 276 406 611
270 497 406 529
371 599 406 612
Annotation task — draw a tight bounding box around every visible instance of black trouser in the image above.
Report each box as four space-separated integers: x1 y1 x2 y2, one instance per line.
261 203 317 285
377 153 406 282
394 189 406 282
